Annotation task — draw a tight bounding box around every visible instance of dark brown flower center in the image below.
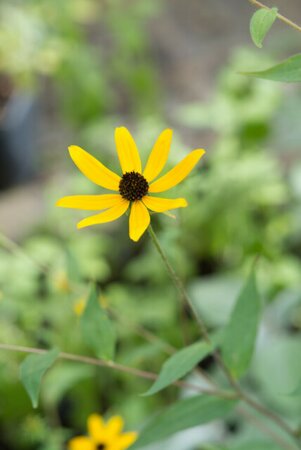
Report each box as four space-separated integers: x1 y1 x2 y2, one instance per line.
119 171 149 201
96 445 106 450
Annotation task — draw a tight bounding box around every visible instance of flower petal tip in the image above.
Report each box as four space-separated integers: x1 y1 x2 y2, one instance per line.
129 234 140 242
55 197 70 208
68 145 79 154
164 128 173 136
129 226 149 242
76 221 86 230
115 126 127 133
195 148 206 157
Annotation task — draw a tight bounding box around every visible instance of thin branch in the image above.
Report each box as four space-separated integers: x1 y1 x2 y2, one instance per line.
249 0 301 34
148 226 211 343
0 343 235 399
239 407 298 450
240 391 298 441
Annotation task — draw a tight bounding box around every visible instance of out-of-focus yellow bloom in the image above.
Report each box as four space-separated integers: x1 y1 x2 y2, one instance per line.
74 297 86 316
74 295 108 316
68 413 137 450
53 271 71 293
57 127 205 241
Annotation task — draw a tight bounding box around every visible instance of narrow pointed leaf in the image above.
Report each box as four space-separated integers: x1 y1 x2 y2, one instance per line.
20 348 59 408
81 286 116 360
131 395 237 448
143 340 214 396
241 53 301 82
250 7 278 48
221 270 262 378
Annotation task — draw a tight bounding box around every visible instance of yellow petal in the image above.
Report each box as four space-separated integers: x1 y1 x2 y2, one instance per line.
56 194 122 210
113 432 138 450
115 127 142 174
143 129 173 183
69 145 121 190
104 416 124 440
68 436 94 450
129 201 150 242
77 198 129 229
143 196 187 212
149 149 205 193
87 414 105 441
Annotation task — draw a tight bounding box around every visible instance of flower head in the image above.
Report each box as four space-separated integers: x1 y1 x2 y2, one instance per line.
68 414 137 450
57 127 205 241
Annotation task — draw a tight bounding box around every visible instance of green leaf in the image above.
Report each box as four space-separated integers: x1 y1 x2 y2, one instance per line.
241 53 301 82
250 7 278 48
221 270 262 378
20 348 59 408
143 340 215 396
81 285 116 360
131 395 237 448
288 382 301 396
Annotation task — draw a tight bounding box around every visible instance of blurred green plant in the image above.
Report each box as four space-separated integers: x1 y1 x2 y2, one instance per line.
0 0 160 125
1 41 301 450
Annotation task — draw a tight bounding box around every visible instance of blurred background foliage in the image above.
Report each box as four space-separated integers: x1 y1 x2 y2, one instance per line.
1 0 301 449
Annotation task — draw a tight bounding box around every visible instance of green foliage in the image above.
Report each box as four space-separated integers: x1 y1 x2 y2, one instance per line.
1 18 301 448
143 340 214 396
20 348 59 408
242 53 301 82
132 396 237 448
250 7 278 48
291 383 301 396
0 0 160 124
221 270 262 378
81 286 116 360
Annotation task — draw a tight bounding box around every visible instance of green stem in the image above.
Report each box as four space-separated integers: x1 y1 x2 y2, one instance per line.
239 407 298 450
0 342 234 399
249 0 301 34
148 225 210 343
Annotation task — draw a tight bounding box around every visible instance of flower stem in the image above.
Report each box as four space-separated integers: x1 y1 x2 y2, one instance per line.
148 225 300 449
248 0 301 34
239 407 298 450
148 225 210 343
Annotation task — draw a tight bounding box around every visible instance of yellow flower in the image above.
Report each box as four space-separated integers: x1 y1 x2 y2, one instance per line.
74 294 108 316
68 414 137 450
54 271 71 293
57 127 205 241
74 297 86 316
